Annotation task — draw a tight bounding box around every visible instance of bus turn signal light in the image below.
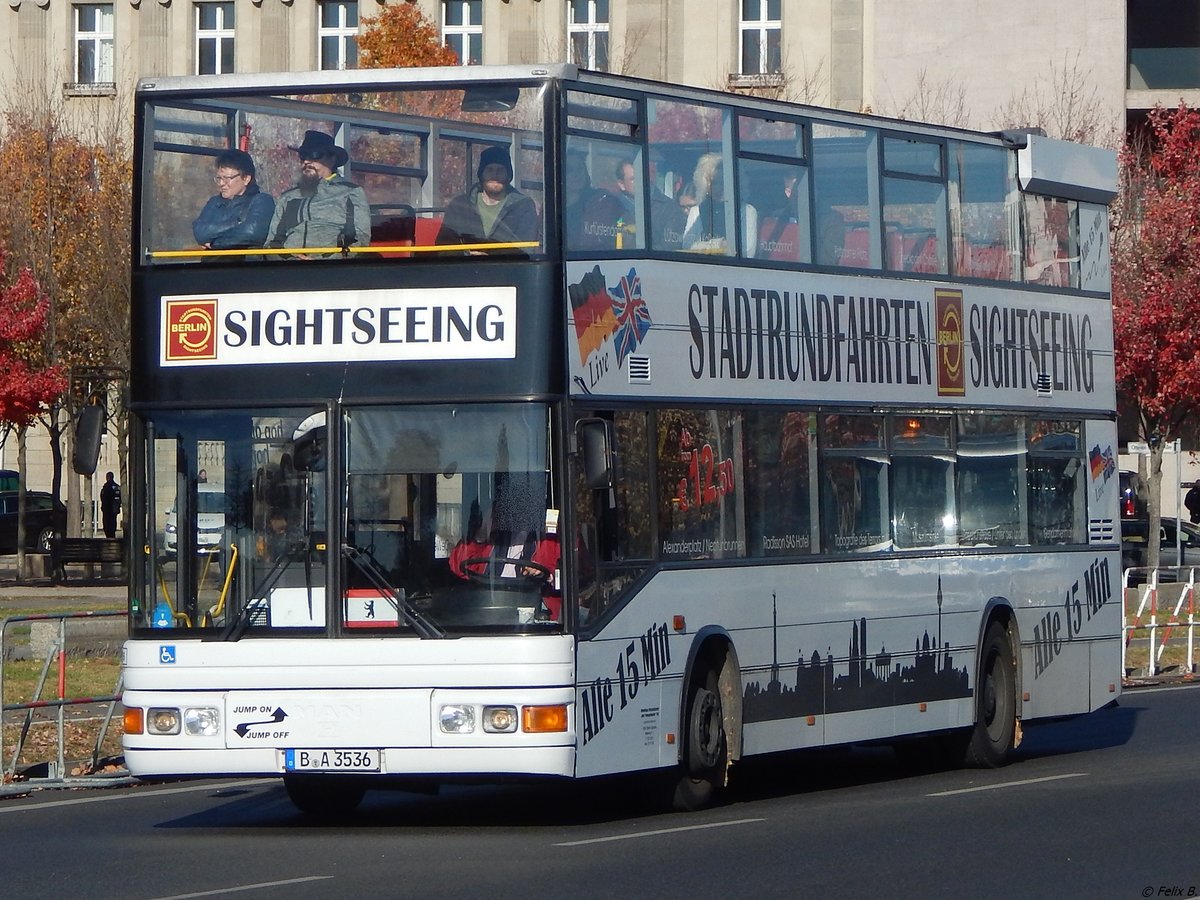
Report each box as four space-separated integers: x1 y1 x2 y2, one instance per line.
124 707 145 735
522 705 568 733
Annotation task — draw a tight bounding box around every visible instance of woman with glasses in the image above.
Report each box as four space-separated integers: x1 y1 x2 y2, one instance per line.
192 149 275 251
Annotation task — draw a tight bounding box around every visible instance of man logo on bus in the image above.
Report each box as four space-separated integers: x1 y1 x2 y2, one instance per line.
165 299 218 361
935 289 965 396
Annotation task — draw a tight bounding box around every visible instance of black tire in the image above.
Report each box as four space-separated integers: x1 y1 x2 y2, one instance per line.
283 775 366 816
36 527 59 553
671 670 728 811
961 622 1018 768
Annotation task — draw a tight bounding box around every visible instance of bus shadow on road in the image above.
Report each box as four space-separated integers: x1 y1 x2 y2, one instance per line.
152 702 1142 830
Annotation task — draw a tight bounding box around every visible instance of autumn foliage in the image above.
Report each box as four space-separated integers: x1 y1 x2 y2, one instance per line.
0 253 67 427
1112 104 1200 445
358 3 460 69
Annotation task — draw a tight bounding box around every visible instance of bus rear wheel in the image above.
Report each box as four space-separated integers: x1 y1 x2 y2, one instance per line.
958 622 1017 768
283 775 366 816
672 670 728 811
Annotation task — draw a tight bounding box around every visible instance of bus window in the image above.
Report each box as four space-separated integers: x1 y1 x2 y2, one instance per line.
889 415 955 549
573 410 652 625
657 409 745 561
563 135 639 252
949 141 1018 281
811 122 880 269
1027 419 1086 545
1024 195 1078 288
882 137 947 275
819 414 889 552
743 410 815 556
957 414 1026 547
646 98 734 254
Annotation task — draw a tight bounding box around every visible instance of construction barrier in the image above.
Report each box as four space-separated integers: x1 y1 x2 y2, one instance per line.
0 610 135 795
1123 566 1199 680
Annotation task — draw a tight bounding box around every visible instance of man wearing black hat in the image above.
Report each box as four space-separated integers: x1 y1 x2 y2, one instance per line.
193 148 275 250
266 130 371 256
436 145 539 252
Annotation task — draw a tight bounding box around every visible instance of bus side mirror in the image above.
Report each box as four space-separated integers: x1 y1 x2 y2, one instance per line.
578 419 614 490
73 404 105 476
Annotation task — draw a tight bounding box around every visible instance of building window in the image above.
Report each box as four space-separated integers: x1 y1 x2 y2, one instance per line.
319 2 359 71
195 2 235 76
442 1 482 66
568 0 609 72
739 0 781 76
75 4 114 84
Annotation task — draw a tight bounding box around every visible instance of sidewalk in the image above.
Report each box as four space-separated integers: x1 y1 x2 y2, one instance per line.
0 554 126 611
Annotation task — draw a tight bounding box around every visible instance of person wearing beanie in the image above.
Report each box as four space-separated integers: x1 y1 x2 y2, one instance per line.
435 144 539 252
192 148 276 250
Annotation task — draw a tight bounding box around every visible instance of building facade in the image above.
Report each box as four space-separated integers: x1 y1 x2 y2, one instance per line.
5 1 1198 144
4 0 1200 520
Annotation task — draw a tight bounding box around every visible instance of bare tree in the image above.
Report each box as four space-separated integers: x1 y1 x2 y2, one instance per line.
996 51 1117 148
878 67 971 128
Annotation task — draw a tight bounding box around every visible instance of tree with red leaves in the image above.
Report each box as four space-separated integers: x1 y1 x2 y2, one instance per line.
1112 103 1200 567
0 252 68 572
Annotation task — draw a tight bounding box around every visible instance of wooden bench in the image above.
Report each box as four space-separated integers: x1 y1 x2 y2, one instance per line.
51 537 127 584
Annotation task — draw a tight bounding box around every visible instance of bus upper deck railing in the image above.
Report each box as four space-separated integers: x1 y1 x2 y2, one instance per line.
147 241 540 260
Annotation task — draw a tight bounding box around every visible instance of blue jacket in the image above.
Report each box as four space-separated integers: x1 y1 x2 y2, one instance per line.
192 183 275 249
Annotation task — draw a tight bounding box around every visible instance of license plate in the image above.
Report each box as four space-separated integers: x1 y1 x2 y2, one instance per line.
284 749 381 772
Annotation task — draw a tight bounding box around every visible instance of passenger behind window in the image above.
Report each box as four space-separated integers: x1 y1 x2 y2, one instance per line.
192 149 275 251
265 130 370 258
815 207 846 266
563 150 624 250
681 153 756 255
756 168 802 261
435 145 539 254
616 157 685 251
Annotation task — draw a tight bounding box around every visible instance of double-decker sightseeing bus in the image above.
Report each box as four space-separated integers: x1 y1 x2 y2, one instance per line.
121 64 1121 814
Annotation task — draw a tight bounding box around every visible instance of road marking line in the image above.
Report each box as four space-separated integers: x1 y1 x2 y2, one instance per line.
928 772 1087 797
554 817 765 846
150 876 334 899
0 779 275 813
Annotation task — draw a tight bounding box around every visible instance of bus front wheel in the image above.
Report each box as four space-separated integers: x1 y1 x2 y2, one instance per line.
672 670 728 811
283 775 366 816
958 621 1018 768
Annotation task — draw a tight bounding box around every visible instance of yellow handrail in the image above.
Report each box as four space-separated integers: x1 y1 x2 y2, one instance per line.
147 241 539 259
202 544 239 627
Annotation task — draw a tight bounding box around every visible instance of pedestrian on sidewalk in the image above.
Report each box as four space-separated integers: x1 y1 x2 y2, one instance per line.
100 472 121 539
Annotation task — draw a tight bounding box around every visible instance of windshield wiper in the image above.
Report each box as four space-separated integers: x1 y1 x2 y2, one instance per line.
216 541 305 641
342 544 445 639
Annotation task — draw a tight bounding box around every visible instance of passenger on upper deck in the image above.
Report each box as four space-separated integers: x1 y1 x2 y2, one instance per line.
435 145 539 253
265 130 370 257
615 157 686 250
192 149 275 250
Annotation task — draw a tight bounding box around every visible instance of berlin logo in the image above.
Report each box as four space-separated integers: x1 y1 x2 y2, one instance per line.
165 299 217 361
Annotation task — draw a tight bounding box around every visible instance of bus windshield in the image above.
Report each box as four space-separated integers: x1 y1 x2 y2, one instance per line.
140 78 548 263
140 402 561 635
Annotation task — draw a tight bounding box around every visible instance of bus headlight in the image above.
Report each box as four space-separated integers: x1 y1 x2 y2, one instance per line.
482 705 518 733
439 704 476 734
184 707 221 736
147 708 181 735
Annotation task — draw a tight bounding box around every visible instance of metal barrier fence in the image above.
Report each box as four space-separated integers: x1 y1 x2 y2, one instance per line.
0 610 135 795
1123 567 1199 679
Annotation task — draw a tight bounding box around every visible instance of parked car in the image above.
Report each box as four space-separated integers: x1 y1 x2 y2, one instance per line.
1120 517 1200 583
1119 470 1148 518
163 484 227 557
0 490 68 553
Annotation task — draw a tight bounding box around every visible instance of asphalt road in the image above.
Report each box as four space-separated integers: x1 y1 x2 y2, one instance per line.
0 683 1196 900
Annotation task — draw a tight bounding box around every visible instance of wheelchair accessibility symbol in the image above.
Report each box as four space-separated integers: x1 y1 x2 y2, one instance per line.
159 645 177 664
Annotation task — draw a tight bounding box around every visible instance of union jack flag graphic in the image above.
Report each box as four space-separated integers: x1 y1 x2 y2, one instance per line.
610 267 652 366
